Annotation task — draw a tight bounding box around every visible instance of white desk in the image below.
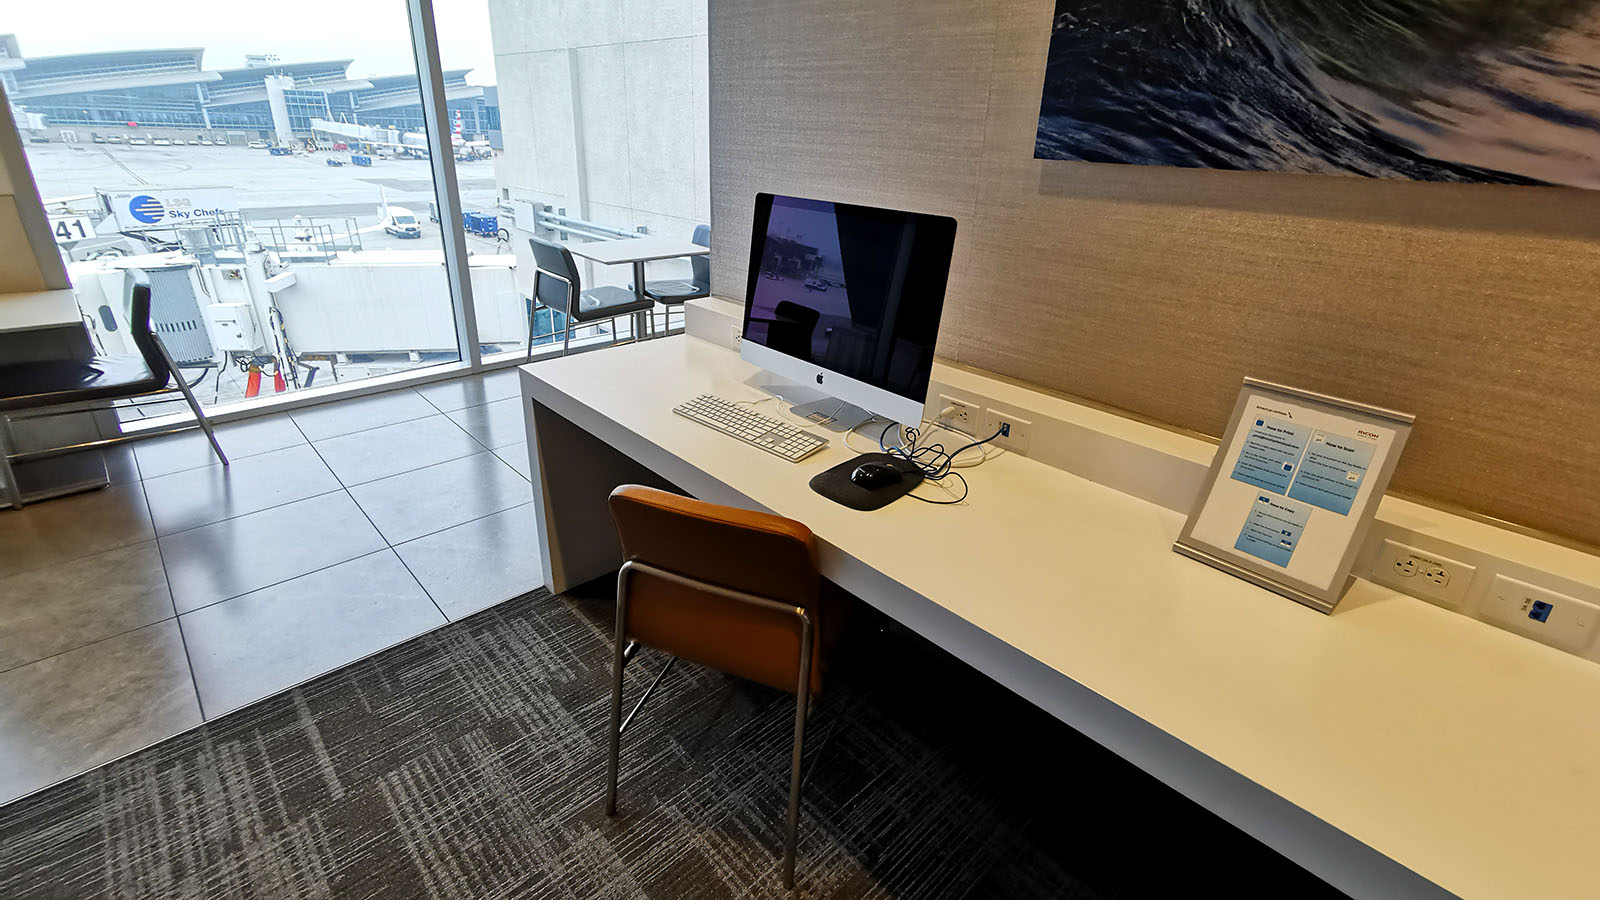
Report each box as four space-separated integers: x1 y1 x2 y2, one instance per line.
520 336 1600 900
0 289 106 503
0 289 85 333
0 289 92 362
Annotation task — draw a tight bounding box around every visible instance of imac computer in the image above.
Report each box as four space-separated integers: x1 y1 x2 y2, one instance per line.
740 192 957 429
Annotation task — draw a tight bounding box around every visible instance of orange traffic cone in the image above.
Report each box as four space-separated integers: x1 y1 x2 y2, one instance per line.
273 369 288 393
245 365 262 398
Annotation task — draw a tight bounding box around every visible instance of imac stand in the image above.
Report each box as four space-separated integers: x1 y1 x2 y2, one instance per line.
743 372 876 433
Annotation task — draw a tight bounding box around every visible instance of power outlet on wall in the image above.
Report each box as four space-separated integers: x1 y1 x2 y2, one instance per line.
937 395 980 430
1372 539 1476 608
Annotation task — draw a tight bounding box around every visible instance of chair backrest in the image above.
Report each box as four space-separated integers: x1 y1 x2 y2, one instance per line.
528 235 580 313
689 224 710 288
123 269 173 389
608 485 825 695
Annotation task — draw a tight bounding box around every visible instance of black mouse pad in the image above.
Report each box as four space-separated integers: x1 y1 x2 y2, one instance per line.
809 452 926 510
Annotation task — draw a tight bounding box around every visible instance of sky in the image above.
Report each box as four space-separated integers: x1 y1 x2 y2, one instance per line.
2 1 497 83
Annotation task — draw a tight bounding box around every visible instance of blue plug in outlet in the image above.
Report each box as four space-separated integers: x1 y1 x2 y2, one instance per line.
1529 600 1554 623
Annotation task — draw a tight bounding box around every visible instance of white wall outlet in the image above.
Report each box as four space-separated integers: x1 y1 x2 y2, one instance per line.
730 324 742 347
1482 575 1600 652
983 408 1032 454
937 395 980 429
1371 539 1475 608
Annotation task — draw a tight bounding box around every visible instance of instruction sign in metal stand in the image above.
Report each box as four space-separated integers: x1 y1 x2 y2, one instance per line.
1175 378 1415 614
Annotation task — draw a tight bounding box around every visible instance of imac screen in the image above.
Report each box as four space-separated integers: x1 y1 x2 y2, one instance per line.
743 194 956 403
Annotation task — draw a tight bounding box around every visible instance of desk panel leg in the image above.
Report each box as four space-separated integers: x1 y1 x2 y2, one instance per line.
523 390 677 594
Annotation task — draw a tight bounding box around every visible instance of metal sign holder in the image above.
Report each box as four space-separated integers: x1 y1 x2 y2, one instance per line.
1174 378 1415 614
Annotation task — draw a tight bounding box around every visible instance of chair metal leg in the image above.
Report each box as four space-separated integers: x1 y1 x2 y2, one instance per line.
529 271 547 363
784 613 815 890
605 563 632 816
0 415 23 509
620 656 675 733
632 261 650 340
600 561 818 889
155 339 228 466
800 692 850 791
561 317 573 357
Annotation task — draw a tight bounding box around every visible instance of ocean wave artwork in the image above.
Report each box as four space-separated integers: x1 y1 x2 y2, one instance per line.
1033 0 1600 188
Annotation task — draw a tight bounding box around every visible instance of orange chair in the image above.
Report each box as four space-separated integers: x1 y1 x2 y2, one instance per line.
605 485 832 889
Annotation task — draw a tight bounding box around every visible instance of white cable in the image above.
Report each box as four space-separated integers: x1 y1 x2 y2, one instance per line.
846 414 1004 471
844 416 889 454
732 394 831 430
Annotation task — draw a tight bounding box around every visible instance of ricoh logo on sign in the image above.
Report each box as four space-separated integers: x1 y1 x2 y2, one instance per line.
110 189 238 231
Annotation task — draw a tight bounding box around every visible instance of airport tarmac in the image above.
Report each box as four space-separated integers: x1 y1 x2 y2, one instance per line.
23 141 505 254
19 140 681 416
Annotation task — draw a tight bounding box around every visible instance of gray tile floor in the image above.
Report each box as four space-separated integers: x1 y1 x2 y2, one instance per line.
0 367 542 804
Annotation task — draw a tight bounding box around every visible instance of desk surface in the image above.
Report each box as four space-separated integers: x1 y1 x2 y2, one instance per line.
521 336 1600 900
565 236 710 265
0 289 83 333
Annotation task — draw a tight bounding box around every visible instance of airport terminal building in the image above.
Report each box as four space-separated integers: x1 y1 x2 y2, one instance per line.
0 36 497 145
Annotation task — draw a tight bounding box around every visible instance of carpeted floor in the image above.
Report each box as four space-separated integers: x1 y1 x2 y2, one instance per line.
0 584 1347 899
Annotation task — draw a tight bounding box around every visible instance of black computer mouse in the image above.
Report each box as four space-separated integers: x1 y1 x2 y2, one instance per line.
849 461 903 490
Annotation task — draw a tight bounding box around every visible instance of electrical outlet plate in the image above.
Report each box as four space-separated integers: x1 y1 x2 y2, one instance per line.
937 395 979 429
1482 574 1600 652
983 408 1032 454
1371 539 1475 608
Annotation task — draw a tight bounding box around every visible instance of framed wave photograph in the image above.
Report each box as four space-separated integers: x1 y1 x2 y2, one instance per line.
1034 0 1600 189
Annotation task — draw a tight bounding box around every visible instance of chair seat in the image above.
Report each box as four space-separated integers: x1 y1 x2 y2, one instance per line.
0 355 164 413
642 279 711 304
570 285 655 322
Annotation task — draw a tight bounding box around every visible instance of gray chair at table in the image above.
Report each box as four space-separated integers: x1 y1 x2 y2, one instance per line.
641 224 710 302
636 224 710 336
0 269 227 508
527 235 656 358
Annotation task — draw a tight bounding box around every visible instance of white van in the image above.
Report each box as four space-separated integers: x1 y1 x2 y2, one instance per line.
383 207 422 239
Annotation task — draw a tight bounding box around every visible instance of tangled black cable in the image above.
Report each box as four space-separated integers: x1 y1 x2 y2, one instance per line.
876 421 1004 504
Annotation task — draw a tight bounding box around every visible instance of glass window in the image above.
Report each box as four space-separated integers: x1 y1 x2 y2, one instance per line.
436 0 711 360
5 4 463 419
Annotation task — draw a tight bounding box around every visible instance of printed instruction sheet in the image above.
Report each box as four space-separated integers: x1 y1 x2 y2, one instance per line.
1183 388 1406 596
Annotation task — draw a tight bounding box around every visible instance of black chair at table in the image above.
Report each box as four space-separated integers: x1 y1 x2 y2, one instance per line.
638 224 710 335
526 236 656 358
0 270 227 509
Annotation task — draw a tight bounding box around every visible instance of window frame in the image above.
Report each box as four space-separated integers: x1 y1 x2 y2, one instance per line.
0 1 591 428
